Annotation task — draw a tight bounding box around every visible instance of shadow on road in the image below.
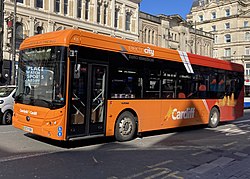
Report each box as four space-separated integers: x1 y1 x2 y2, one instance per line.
24 133 115 149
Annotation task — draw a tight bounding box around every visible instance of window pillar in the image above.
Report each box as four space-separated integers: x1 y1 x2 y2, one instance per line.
49 0 54 13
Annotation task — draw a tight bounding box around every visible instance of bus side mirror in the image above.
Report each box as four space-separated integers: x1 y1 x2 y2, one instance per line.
74 64 80 79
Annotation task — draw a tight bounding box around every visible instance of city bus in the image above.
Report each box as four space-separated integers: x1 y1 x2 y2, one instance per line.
13 29 244 142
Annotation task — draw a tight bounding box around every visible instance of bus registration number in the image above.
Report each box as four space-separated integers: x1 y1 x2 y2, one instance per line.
23 126 33 133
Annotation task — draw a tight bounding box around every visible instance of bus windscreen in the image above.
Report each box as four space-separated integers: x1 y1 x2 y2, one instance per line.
15 46 67 109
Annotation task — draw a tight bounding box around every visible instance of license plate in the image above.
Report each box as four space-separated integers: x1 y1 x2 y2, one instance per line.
23 126 33 133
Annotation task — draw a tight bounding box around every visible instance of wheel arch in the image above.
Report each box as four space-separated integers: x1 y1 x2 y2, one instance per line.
115 108 139 133
211 105 220 114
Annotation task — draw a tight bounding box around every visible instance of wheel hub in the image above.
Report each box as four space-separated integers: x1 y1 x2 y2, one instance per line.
211 112 218 125
119 117 133 136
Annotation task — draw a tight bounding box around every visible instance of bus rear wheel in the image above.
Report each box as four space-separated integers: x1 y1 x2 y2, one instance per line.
115 111 137 142
208 107 220 128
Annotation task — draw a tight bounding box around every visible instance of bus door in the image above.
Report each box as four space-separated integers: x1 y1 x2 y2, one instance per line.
68 62 107 138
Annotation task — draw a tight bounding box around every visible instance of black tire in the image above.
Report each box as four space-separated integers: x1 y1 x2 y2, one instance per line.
2 110 13 125
115 111 137 142
208 107 220 128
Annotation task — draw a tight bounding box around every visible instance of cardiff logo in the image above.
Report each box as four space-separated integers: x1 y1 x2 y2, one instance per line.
165 107 195 121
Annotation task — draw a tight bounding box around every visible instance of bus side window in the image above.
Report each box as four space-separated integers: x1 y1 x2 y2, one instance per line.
218 79 225 92
198 84 207 98
144 69 161 99
209 77 218 98
210 78 217 91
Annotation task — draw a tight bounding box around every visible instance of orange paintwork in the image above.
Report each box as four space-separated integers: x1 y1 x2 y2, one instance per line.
105 97 241 136
13 104 67 140
13 29 244 140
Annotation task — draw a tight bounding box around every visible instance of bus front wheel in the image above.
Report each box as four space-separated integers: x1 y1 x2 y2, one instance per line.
208 107 220 128
115 111 137 142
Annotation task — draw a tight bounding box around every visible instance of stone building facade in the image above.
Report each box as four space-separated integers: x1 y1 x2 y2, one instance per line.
3 0 141 61
187 0 250 75
139 11 214 57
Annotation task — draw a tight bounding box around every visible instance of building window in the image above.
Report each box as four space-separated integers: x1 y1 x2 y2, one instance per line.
55 0 60 13
199 15 203 22
225 23 230 29
211 12 216 19
152 31 155 45
148 30 151 43
246 64 250 76
224 48 231 57
114 8 119 28
245 32 250 41
103 5 107 25
244 21 249 28
214 35 218 44
85 0 90 20
225 34 231 43
144 29 147 43
213 49 218 58
36 0 43 8
97 3 101 23
77 0 82 18
56 26 63 31
64 0 68 15
212 25 216 31
225 9 230 17
17 0 24 3
35 26 43 35
199 0 205 6
125 12 131 31
246 47 250 55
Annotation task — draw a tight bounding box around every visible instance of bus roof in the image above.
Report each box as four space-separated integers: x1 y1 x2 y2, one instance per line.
20 29 243 72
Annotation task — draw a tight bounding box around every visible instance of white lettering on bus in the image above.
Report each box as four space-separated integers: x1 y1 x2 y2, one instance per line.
172 108 195 120
19 109 38 116
144 47 154 57
30 111 38 115
20 109 28 114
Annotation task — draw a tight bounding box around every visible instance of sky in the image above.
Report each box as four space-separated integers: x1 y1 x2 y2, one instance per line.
140 0 194 19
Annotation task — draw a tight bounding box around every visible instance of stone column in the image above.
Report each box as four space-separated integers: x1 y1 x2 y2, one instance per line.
30 0 35 8
134 6 139 35
60 0 64 15
48 20 55 32
29 16 35 36
72 0 77 18
49 0 54 13
110 0 115 28
93 0 98 23
122 4 126 31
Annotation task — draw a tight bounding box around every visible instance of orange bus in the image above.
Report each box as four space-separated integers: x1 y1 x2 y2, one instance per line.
13 29 244 141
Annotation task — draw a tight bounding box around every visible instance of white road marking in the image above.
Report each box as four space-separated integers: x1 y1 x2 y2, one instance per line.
0 151 56 163
192 150 207 156
0 131 19 134
233 119 250 124
223 142 238 147
147 160 173 168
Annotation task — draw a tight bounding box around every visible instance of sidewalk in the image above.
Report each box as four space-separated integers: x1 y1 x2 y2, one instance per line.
180 149 250 179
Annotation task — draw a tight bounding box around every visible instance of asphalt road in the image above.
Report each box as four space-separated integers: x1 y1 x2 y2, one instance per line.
1 109 250 179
